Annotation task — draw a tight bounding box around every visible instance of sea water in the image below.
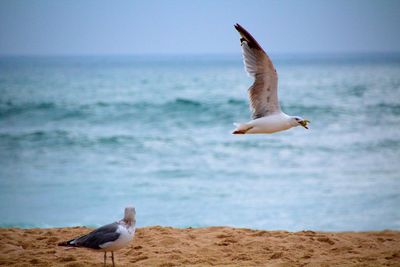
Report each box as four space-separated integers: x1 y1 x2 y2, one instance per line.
0 55 399 231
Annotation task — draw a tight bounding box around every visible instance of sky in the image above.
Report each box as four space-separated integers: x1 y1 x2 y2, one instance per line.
0 0 400 56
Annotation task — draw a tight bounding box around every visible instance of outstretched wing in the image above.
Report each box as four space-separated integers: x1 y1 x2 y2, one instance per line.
235 23 280 119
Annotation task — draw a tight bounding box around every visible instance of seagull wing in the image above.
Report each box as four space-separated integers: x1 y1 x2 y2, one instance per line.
62 222 121 249
235 23 280 119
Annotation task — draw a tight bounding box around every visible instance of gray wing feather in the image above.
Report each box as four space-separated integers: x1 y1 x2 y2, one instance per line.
235 23 280 119
71 222 120 249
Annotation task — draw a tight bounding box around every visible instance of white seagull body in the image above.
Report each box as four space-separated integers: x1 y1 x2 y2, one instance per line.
232 24 309 134
97 220 135 251
59 207 136 267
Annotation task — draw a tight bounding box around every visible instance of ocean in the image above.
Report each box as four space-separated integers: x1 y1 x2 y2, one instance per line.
0 54 399 231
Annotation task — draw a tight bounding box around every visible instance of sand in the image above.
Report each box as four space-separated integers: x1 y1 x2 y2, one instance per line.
0 226 399 266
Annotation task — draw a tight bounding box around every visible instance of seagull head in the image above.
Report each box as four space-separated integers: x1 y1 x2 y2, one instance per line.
292 116 310 129
124 207 136 225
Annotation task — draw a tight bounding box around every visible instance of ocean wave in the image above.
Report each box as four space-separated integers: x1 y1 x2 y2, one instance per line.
0 130 141 148
351 138 400 151
283 104 346 118
174 98 202 106
3 98 397 126
0 98 247 121
0 102 56 117
371 103 400 115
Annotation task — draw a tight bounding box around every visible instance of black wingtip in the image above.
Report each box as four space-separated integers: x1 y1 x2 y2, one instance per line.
233 23 264 52
234 23 245 45
234 23 241 31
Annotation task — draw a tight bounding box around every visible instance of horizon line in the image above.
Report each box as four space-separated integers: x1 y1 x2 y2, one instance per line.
1 51 400 58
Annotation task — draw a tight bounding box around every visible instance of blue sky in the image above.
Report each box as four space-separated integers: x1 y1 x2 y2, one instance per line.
0 0 399 55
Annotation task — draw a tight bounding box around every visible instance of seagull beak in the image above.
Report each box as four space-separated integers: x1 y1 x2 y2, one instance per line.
299 119 310 129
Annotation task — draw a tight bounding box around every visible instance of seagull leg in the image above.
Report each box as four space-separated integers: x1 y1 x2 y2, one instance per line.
104 252 107 267
111 251 115 267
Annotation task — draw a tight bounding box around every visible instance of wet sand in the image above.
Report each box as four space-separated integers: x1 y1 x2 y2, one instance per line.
0 226 399 266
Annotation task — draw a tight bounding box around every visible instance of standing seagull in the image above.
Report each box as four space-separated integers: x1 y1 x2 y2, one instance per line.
59 207 136 267
232 23 310 134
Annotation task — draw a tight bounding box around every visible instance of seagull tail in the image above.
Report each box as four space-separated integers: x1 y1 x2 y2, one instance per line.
232 122 251 134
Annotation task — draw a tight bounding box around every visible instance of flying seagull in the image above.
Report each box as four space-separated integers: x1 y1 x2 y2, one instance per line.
59 207 136 267
232 23 310 134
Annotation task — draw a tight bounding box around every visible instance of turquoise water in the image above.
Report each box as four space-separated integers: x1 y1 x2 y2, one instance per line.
0 55 399 231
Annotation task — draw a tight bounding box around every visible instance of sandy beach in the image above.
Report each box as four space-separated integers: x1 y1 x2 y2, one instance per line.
0 226 399 266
